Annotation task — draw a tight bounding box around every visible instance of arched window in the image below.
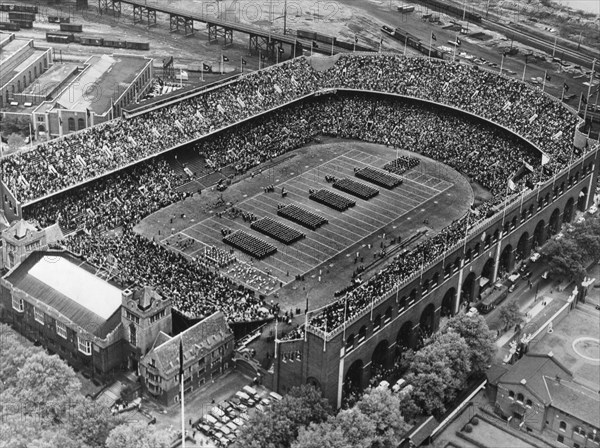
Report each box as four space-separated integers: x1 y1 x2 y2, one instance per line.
559 421 567 431
525 399 532 407
508 390 515 399
373 315 381 332
77 118 85 130
68 117 75 131
384 307 392 323
346 334 355 350
129 323 137 346
358 325 367 342
517 392 524 402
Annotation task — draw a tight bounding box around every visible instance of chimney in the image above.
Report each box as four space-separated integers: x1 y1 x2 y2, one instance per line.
138 286 153 311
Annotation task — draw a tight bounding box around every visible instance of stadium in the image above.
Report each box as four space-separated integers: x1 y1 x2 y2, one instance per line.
1 53 598 408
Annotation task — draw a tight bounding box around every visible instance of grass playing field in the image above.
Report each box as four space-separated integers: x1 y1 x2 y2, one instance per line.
136 138 474 311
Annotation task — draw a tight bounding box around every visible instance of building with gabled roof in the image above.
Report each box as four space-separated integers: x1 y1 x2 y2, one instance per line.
139 311 234 406
489 352 600 448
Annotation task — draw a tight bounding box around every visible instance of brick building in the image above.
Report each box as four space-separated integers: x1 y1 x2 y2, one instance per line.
489 353 600 448
139 311 235 406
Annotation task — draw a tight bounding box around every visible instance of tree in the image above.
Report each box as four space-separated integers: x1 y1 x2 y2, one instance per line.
354 387 411 445
499 302 524 331
0 324 42 388
236 385 332 448
403 371 448 418
442 313 496 374
28 430 85 448
293 388 410 448
540 238 586 282
5 351 81 420
105 422 174 448
64 395 123 448
429 331 471 388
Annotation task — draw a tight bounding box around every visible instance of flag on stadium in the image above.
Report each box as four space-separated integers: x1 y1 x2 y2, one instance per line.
222 55 229 62
456 37 462 45
278 47 284 53
203 63 211 72
86 108 91 118
508 179 516 191
312 41 319 48
431 32 437 41
354 35 358 43
563 82 569 91
573 146 583 157
545 73 551 81
581 93 588 104
541 153 550 165
241 58 247 65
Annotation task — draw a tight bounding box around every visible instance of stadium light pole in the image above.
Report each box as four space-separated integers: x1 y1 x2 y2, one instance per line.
583 58 596 122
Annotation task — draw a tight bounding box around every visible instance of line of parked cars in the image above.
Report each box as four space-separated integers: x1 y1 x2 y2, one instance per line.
195 386 283 447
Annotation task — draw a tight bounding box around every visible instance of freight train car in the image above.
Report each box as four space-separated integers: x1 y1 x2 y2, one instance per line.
315 33 336 46
418 0 482 22
80 36 103 46
0 4 38 12
103 39 127 48
125 41 150 50
46 32 74 43
48 16 70 23
60 23 82 32
296 29 317 40
8 11 35 21
0 20 19 30
9 18 32 28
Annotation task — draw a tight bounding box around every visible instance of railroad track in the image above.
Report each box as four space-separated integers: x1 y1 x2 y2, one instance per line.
481 18 598 69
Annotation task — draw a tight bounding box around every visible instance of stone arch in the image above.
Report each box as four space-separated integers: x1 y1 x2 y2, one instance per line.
68 117 75 132
462 272 477 305
577 187 588 212
564 197 574 223
419 304 435 338
344 359 364 399
396 321 413 352
306 377 321 390
441 287 457 317
371 340 390 376
516 232 530 261
533 219 546 248
499 244 514 276
37 124 45 133
481 257 495 282
77 118 85 130
549 208 561 236
346 333 355 350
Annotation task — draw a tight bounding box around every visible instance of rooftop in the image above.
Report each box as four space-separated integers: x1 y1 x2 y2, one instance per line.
21 63 79 98
5 251 123 338
544 376 600 427
497 353 572 404
142 311 233 377
54 54 149 114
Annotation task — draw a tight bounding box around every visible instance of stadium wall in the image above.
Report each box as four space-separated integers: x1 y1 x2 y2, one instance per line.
272 147 599 407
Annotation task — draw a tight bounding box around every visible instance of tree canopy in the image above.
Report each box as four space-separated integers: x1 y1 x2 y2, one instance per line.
235 384 332 448
105 422 174 448
498 301 524 331
293 387 410 448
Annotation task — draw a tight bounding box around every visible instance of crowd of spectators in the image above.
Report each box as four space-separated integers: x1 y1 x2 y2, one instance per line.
2 54 582 206
9 53 590 328
66 228 269 322
28 92 553 324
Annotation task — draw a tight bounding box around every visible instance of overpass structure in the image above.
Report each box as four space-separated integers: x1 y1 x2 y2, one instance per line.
98 0 314 59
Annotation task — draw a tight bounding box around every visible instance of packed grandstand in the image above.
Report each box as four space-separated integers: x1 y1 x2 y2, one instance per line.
2 53 593 330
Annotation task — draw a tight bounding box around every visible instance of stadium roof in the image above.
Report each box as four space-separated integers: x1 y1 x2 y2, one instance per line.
5 251 123 338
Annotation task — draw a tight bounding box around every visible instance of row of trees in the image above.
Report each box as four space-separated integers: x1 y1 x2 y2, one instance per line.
399 313 496 419
0 324 172 448
540 216 600 283
234 385 410 448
